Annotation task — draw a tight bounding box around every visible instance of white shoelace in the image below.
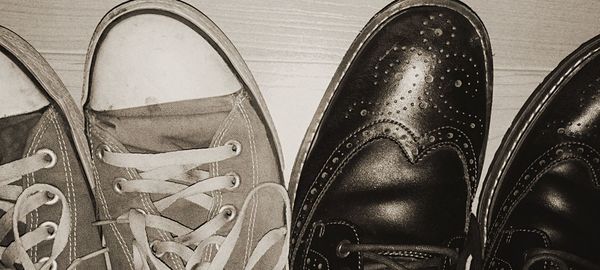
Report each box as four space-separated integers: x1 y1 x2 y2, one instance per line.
0 149 107 270
95 140 291 270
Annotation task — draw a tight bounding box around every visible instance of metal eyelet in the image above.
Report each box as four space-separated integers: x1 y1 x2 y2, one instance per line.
113 177 127 194
225 172 240 190
225 140 242 156
336 240 351 258
36 149 57 169
219 205 237 222
96 144 111 160
38 257 57 270
150 240 165 257
40 221 58 240
44 191 59 205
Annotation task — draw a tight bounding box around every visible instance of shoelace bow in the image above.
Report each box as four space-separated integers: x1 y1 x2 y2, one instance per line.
94 140 291 270
0 149 107 270
523 248 600 270
336 241 458 270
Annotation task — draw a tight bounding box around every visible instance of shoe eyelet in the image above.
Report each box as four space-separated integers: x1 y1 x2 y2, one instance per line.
134 208 148 215
38 257 57 270
225 140 242 156
225 172 240 190
96 144 111 160
44 191 59 205
150 240 165 257
40 221 58 240
37 149 57 169
113 178 127 194
219 205 237 222
336 240 351 258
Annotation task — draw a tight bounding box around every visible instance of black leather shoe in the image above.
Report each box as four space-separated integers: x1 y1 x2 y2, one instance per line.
478 36 600 270
288 0 492 268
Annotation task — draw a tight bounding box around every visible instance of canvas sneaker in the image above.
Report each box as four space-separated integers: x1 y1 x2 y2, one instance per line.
0 26 107 269
81 0 291 269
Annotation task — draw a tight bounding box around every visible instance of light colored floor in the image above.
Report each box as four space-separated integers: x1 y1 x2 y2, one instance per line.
1 0 599 187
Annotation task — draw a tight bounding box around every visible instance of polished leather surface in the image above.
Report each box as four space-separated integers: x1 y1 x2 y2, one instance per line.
481 36 600 269
290 1 491 269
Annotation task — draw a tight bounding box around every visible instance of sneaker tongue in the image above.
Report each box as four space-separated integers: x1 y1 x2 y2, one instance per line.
0 107 45 246
0 110 44 165
93 95 234 228
94 95 233 153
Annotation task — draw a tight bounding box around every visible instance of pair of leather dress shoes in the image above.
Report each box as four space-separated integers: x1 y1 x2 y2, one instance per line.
288 0 600 269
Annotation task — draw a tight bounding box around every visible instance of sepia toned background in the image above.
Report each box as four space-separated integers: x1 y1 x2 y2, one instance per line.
1 0 599 190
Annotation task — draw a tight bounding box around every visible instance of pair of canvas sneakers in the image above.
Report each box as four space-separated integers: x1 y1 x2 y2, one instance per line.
2 0 600 270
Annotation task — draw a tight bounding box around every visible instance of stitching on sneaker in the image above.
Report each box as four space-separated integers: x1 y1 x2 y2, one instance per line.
237 95 259 266
25 109 52 262
50 110 77 262
205 99 238 262
87 118 135 270
93 126 183 270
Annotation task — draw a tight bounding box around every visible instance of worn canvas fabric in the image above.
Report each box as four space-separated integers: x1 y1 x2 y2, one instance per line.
86 91 287 269
0 26 105 269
